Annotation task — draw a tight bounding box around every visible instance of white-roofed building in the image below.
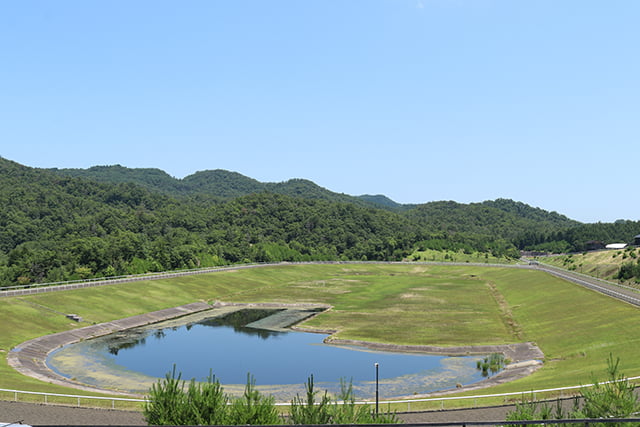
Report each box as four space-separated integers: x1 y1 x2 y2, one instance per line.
606 243 628 250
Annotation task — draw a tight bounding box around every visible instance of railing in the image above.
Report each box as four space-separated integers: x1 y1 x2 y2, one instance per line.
3 376 639 411
459 421 640 426
0 263 269 297
0 261 523 297
344 421 640 426
2 260 639 414
9 422 640 427
0 387 144 410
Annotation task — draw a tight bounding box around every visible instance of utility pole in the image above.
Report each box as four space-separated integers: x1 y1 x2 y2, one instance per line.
375 362 379 416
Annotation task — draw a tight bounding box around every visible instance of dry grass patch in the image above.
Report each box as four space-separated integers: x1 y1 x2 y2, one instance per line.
5 262 640 401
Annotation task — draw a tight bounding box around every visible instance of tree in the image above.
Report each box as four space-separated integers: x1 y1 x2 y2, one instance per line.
290 374 332 424
227 374 281 425
506 354 640 425
330 377 398 424
573 354 640 423
143 366 189 425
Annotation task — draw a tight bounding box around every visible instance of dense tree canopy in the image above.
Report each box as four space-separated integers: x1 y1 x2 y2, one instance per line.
1 157 638 287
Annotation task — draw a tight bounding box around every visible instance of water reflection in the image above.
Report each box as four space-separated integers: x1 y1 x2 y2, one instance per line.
106 309 285 355
47 308 493 398
206 308 285 331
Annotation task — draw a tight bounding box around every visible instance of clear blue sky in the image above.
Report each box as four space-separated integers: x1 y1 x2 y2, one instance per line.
1 1 638 223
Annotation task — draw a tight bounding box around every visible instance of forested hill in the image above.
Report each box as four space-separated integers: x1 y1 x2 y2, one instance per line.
1 156 638 287
50 165 395 209
406 200 579 239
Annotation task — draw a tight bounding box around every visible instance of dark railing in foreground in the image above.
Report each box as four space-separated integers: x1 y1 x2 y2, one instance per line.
31 420 640 427
405 421 640 426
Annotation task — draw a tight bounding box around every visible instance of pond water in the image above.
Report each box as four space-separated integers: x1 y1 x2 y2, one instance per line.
47 309 491 399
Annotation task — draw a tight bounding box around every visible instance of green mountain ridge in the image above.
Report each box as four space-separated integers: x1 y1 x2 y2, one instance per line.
46 164 569 219
50 165 387 209
1 156 638 287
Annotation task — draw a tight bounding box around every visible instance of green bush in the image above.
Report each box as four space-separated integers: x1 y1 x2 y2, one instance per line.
330 377 398 424
290 375 332 424
144 366 228 425
228 374 281 425
476 353 506 377
144 368 279 426
143 366 186 425
290 376 399 424
185 371 228 425
506 354 640 426
572 354 640 423
145 368 400 425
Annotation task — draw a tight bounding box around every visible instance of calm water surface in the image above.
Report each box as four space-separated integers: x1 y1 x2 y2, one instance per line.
48 313 490 398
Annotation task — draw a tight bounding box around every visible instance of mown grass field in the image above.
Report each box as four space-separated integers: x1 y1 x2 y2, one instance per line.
2 262 640 409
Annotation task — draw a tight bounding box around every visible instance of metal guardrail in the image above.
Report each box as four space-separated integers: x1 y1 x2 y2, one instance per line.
3 260 639 413
533 262 640 307
0 387 144 409
0 263 271 297
0 261 521 297
3 375 640 411
23 421 640 427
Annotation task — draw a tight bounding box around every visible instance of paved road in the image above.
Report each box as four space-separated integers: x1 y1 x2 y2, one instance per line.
2 396 593 426
531 262 640 307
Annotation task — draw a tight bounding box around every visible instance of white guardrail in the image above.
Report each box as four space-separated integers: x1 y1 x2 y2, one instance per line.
0 261 521 296
2 376 640 411
2 260 638 411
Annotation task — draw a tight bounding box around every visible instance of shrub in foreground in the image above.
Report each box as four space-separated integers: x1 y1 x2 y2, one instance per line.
290 375 399 424
143 366 229 425
227 374 280 425
506 354 640 426
145 368 400 425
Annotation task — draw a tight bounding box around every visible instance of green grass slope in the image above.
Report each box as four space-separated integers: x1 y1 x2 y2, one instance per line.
2 263 640 405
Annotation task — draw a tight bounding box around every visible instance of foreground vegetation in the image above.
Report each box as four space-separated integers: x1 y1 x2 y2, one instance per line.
506 354 640 424
145 370 398 425
2 263 640 412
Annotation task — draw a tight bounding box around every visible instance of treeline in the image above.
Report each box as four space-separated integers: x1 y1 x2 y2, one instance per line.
1 158 426 286
50 165 383 207
514 220 640 253
1 157 638 287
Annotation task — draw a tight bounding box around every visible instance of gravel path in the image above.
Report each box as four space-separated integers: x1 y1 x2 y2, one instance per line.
0 400 146 426
0 400 515 426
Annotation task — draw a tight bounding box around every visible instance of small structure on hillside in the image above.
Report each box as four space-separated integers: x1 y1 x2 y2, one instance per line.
606 243 628 250
66 314 82 322
585 240 605 251
635 234 640 246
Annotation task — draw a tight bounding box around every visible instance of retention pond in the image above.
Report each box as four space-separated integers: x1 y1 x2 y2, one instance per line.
47 306 492 400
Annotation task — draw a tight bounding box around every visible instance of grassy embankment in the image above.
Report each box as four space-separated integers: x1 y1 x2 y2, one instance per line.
408 249 513 264
1 263 640 411
534 247 640 287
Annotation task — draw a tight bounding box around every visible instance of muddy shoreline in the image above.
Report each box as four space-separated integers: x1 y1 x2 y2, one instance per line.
7 301 544 399
317 338 544 397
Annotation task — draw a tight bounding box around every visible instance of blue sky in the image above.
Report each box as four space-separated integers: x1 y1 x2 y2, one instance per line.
1 1 638 223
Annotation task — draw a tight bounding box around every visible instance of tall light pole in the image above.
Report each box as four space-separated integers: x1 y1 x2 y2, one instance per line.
374 362 379 416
